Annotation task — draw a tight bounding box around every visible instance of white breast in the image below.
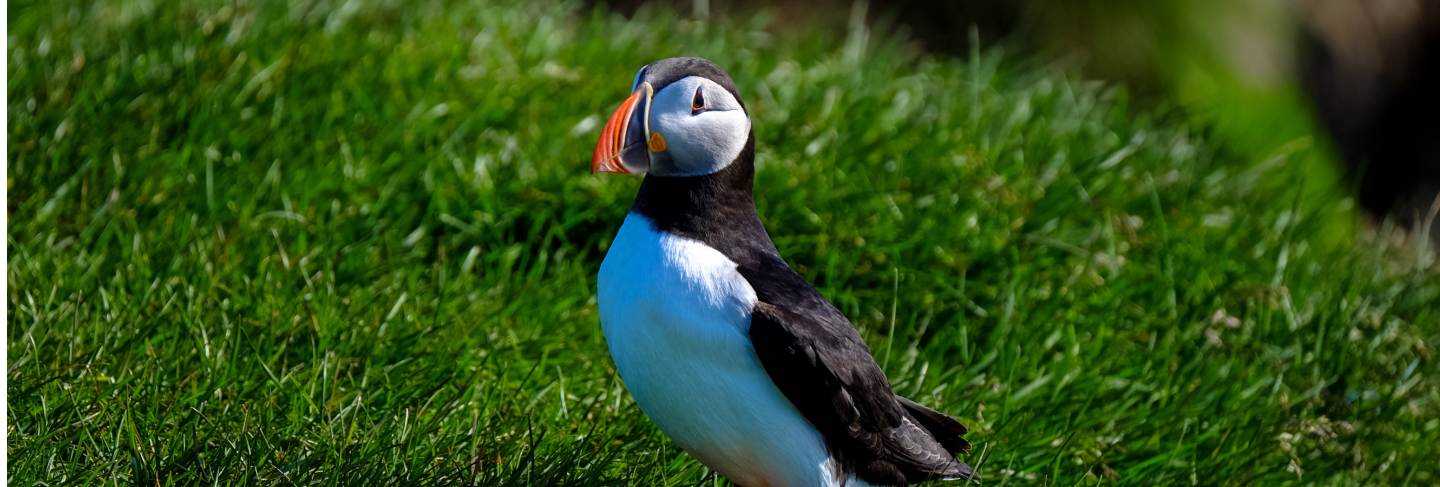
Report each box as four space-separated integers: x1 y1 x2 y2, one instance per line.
598 212 848 487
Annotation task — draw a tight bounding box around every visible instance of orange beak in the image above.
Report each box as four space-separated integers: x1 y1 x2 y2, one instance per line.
592 82 653 174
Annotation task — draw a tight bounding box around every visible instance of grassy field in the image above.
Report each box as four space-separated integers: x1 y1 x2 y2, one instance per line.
8 0 1440 484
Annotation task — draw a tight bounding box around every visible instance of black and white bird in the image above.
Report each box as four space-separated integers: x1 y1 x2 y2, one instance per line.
593 57 973 487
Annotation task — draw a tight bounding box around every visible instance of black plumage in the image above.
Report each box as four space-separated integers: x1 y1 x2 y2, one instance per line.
629 57 973 485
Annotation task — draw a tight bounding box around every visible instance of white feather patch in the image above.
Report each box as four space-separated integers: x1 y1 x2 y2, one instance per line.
648 76 750 176
598 212 856 487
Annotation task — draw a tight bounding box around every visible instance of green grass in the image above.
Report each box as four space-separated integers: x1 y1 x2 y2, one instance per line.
8 0 1440 484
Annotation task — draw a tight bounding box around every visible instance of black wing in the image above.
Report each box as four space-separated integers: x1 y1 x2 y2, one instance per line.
623 161 972 483
748 293 972 485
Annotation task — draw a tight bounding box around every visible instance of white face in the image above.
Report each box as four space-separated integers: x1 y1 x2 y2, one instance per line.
645 76 750 177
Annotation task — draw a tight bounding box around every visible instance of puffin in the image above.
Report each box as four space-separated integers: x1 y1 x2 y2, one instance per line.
593 57 974 487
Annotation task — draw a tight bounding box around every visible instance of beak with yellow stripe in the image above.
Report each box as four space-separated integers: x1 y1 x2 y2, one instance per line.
592 81 655 175
591 58 752 178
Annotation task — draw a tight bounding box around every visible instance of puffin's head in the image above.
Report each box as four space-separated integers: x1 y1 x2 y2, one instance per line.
592 57 750 177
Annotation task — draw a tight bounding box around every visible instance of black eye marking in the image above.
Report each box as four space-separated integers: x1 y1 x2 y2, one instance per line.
691 87 705 114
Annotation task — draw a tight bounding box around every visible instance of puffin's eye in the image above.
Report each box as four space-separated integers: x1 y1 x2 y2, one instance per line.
691 88 705 114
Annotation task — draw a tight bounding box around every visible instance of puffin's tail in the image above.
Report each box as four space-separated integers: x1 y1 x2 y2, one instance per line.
896 395 976 481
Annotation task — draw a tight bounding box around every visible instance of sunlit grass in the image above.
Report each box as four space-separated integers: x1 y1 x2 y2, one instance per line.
8 0 1439 484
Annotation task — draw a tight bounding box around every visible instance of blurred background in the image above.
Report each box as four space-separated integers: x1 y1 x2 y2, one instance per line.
9 0 1440 484
605 0 1440 244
